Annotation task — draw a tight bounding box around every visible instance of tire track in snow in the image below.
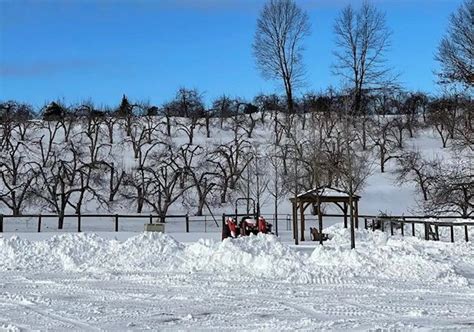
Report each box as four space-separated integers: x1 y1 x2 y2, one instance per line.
0 297 101 331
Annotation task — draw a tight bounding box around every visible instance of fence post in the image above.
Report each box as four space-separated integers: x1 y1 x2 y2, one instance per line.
372 219 375 232
185 214 189 233
450 225 454 243
0 214 3 233
401 217 405 236
77 213 81 233
390 220 394 235
275 213 279 237
381 219 385 232
424 223 429 241
204 215 207 233
115 214 119 232
38 214 42 233
435 224 439 240
412 221 415 237
149 214 153 225
364 218 367 230
221 214 225 240
465 225 469 242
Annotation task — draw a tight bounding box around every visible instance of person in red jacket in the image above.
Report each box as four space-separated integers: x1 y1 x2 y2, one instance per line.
227 217 238 238
258 216 267 233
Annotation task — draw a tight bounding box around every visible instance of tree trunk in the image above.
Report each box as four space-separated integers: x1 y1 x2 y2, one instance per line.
196 201 204 216
12 206 20 217
58 212 65 230
362 119 367 150
166 115 171 136
206 117 210 138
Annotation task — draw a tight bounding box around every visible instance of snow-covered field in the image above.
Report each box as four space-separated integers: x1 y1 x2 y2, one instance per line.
1 224 474 331
1 114 472 330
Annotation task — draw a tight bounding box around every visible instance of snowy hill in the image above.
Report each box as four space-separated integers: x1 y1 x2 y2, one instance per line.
0 111 470 220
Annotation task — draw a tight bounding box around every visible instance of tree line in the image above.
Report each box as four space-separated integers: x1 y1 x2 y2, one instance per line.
0 87 472 222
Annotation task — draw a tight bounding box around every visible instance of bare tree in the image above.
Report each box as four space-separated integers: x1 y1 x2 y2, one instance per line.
212 95 238 129
253 0 310 115
141 146 192 217
426 159 473 218
253 93 283 125
177 117 200 145
0 139 36 215
265 143 288 236
103 161 125 202
436 0 474 87
333 1 395 115
452 96 474 151
177 145 219 216
368 117 399 173
122 168 150 214
123 125 163 213
165 88 205 118
388 116 406 149
402 92 426 137
240 145 271 216
31 139 103 228
428 97 458 148
396 151 437 201
103 111 120 144
240 103 259 139
209 135 252 203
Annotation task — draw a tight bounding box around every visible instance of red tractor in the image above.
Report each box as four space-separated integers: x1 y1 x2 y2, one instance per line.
222 198 273 240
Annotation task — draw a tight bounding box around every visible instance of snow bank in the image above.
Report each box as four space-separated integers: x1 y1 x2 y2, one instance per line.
0 232 184 273
1 227 472 285
310 225 471 286
183 235 316 283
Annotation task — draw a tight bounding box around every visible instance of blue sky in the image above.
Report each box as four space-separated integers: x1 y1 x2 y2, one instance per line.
0 0 462 108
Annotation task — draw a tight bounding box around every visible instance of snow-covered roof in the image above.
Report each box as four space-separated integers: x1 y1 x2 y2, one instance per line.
297 187 360 199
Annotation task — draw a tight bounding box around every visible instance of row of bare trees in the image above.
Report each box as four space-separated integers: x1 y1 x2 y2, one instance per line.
1 95 472 220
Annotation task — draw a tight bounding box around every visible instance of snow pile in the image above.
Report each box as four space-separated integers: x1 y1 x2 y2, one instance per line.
1 228 472 285
183 235 316 283
310 225 471 286
0 232 184 273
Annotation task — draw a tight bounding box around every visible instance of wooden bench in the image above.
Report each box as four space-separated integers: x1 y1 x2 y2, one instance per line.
310 227 329 242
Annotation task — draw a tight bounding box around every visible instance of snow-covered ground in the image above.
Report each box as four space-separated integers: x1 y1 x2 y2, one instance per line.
1 115 472 330
1 224 474 331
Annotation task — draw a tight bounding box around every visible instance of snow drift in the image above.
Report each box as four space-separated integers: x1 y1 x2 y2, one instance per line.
0 226 472 286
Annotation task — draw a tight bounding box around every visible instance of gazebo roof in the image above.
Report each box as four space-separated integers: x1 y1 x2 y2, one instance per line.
292 186 361 202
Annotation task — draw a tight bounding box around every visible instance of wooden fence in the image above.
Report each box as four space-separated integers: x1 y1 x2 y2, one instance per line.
0 213 472 244
0 213 191 233
362 217 474 243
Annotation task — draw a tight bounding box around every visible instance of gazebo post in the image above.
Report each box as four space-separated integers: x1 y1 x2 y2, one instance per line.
355 199 359 229
349 197 355 249
318 204 323 245
294 202 299 245
343 202 348 228
292 200 297 240
300 202 305 242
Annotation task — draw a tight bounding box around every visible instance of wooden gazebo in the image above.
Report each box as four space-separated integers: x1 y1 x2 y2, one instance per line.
290 187 361 245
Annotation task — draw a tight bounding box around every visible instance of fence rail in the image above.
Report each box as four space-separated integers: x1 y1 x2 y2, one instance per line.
0 213 192 233
0 213 472 241
362 217 474 243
